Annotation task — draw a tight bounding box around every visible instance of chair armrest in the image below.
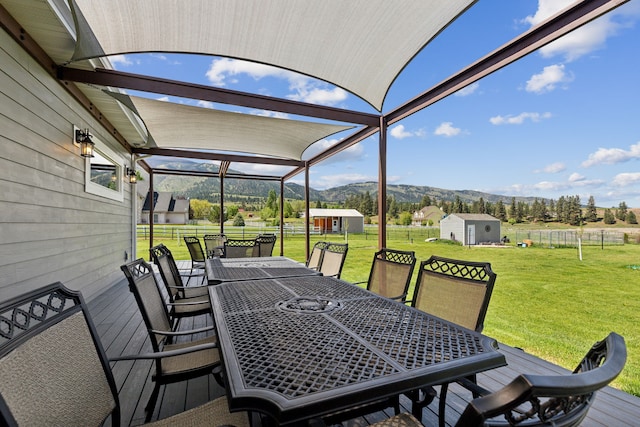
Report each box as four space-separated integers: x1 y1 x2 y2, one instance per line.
168 300 210 307
457 377 492 396
150 325 215 336
109 342 217 362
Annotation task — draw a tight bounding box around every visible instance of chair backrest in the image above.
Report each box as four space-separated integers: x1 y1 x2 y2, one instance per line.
412 255 496 332
319 242 348 278
150 243 184 301
366 248 416 301
121 258 173 350
256 233 277 257
204 233 226 257
456 332 627 427
183 236 206 262
306 241 328 269
224 238 258 258
0 283 121 427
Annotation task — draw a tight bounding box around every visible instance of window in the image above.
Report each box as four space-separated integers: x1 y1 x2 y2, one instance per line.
84 136 125 202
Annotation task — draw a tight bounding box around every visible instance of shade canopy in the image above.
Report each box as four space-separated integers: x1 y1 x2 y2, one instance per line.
114 94 354 161
69 0 476 111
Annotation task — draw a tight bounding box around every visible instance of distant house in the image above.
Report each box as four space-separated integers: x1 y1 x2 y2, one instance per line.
412 206 443 226
140 191 190 224
439 213 500 245
308 208 364 233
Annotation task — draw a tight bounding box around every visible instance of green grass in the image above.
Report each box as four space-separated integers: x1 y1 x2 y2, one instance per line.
138 227 640 397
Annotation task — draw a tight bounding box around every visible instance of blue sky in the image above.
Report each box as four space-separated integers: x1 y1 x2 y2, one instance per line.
111 0 640 208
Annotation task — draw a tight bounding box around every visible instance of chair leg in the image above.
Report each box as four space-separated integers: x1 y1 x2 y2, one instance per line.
145 383 161 422
438 383 449 427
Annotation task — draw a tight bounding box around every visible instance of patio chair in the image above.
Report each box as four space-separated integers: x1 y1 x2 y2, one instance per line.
183 236 207 283
255 233 277 257
150 244 211 328
0 282 249 427
306 241 328 270
224 238 258 258
204 233 227 258
407 255 497 426
355 248 416 302
373 332 626 427
318 242 348 278
120 258 223 421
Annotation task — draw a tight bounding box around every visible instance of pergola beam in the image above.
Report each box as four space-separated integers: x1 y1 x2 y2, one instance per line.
57 67 381 126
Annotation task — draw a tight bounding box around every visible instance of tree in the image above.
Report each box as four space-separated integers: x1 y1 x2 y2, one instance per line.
495 200 507 221
626 210 637 224
603 209 616 224
585 196 598 222
232 213 245 226
190 199 212 220
207 205 227 223
508 197 516 220
420 195 432 207
398 211 413 225
616 201 628 221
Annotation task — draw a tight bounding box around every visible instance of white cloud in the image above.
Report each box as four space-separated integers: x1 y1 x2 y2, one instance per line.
542 162 566 173
525 64 573 93
489 112 552 125
157 96 170 102
581 142 640 167
454 82 480 97
434 122 461 137
248 109 290 119
109 54 132 67
522 0 634 62
612 172 640 187
205 58 348 106
390 124 426 140
302 138 365 163
568 172 585 182
197 100 215 109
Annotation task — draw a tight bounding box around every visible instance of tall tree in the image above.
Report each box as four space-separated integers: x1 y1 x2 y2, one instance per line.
495 200 507 221
585 196 598 222
508 197 517 220
616 201 628 221
603 209 616 224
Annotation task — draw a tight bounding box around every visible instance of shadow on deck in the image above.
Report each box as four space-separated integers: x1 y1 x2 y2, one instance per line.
90 263 640 426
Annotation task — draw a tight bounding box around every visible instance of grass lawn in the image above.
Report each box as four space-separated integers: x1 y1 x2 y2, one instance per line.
138 227 639 397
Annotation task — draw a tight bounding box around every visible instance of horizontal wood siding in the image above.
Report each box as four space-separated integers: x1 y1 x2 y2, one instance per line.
0 27 134 301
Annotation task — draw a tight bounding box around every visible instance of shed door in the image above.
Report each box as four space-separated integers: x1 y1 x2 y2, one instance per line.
332 218 339 232
467 224 476 245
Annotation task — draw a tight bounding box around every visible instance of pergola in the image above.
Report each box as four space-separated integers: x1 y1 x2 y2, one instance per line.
1 0 628 259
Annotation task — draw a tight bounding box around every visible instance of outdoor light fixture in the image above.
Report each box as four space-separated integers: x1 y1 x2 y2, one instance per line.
74 127 95 157
126 167 137 184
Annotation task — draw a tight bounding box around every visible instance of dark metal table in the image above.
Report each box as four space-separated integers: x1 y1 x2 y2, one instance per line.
206 256 319 285
208 275 507 425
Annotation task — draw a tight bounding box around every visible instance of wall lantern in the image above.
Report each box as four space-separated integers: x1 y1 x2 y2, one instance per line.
126 167 137 184
74 127 95 158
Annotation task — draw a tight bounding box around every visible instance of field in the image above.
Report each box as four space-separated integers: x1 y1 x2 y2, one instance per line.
138 225 640 397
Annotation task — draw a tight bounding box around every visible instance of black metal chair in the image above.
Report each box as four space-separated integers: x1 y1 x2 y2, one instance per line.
372 332 626 427
0 282 249 427
306 241 328 270
120 258 222 422
318 242 348 278
355 248 416 302
408 255 497 426
204 233 227 258
223 238 258 258
150 243 211 329
255 233 277 257
183 236 207 283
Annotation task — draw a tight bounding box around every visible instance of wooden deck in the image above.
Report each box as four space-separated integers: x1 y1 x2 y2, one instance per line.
90 262 640 426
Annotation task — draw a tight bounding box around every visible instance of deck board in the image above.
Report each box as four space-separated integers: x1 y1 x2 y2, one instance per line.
89 262 640 426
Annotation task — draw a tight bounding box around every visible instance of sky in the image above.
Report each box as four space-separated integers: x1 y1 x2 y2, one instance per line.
110 0 640 208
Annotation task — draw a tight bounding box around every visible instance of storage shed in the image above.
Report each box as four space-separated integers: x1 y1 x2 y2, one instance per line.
439 213 501 245
309 208 364 234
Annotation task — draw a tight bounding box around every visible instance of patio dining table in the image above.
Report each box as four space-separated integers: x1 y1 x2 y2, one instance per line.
206 256 320 285
208 275 507 425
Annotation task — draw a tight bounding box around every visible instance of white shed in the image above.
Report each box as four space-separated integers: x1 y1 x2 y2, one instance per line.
309 208 364 233
439 213 501 245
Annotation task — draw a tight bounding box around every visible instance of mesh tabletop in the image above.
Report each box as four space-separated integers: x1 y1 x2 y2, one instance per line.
208 276 506 425
206 257 319 284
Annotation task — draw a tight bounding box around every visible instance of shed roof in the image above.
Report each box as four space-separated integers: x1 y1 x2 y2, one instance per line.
309 209 364 218
446 213 499 221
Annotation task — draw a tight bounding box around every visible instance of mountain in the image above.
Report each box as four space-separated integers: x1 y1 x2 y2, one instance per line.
146 160 538 205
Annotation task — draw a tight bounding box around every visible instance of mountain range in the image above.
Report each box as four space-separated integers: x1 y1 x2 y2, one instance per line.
147 159 539 205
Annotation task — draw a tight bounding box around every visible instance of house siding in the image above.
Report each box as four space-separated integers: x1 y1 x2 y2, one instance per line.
0 28 134 301
440 214 501 245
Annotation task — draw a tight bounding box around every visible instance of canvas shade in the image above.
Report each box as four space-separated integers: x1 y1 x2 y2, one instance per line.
68 0 476 111
114 94 354 161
